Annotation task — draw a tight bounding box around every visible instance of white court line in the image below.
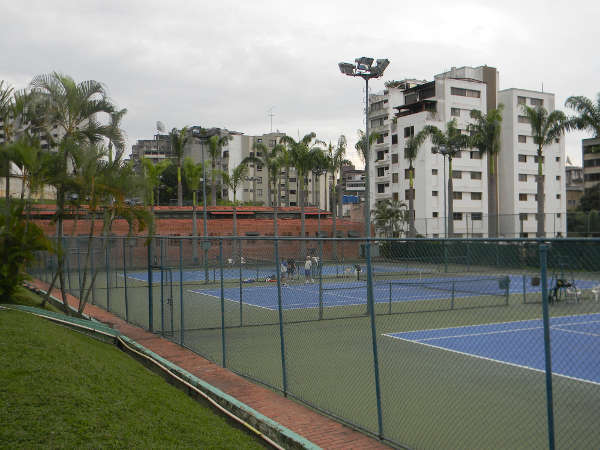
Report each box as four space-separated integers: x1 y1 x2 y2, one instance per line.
383 332 600 387
552 326 600 338
414 325 544 342
186 289 274 311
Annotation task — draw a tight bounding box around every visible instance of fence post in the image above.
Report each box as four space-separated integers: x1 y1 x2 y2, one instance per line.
179 239 184 345
123 238 129 322
522 274 527 304
388 282 392 315
318 239 323 320
451 280 455 309
443 240 448 273
160 238 165 335
539 244 556 450
365 238 384 439
90 245 96 305
238 239 243 327
147 237 154 332
105 241 111 312
274 238 288 396
219 239 226 368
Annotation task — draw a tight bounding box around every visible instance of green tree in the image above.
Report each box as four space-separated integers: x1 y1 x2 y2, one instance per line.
422 120 471 237
520 105 568 237
579 183 600 212
183 157 204 262
0 81 16 203
169 126 189 206
403 130 429 236
326 136 350 257
142 158 172 210
207 134 232 206
565 93 600 137
371 199 407 237
221 162 249 237
280 133 323 253
243 142 283 208
467 105 504 237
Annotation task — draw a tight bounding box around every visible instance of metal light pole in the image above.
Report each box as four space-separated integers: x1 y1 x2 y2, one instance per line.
193 131 210 282
433 146 450 238
338 57 389 238
338 56 389 441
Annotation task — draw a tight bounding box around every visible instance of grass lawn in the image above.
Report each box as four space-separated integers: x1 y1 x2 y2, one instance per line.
0 306 266 449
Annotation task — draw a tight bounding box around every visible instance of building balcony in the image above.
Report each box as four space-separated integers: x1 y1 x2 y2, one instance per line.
376 173 391 183
375 191 391 200
374 154 390 165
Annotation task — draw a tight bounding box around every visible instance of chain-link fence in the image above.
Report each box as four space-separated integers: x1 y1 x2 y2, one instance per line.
31 236 600 449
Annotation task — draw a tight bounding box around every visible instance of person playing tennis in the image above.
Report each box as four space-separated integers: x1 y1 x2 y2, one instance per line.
304 256 313 283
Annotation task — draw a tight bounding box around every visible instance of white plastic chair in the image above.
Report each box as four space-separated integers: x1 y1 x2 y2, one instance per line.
591 285 600 303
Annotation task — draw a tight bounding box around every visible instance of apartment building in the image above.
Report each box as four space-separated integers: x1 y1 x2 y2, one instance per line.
565 157 584 210
340 164 365 217
131 128 331 210
368 65 567 237
369 71 490 237
583 137 600 191
497 89 566 237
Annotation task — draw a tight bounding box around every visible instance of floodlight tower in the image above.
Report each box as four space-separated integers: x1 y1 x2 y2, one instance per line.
338 57 390 238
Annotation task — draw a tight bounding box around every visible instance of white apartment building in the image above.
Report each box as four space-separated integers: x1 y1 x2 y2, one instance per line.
132 128 331 210
368 65 567 238
369 73 490 237
497 89 566 237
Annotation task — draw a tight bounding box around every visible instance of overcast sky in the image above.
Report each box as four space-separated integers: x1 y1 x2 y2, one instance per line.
1 0 598 166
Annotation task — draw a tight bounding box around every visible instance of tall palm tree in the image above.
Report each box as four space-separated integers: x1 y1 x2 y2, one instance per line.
107 107 127 163
521 105 567 237
280 133 323 253
467 105 504 237
183 157 203 263
169 126 189 206
565 93 600 138
221 161 249 237
422 120 470 237
0 81 15 203
142 158 172 210
207 133 232 206
327 136 349 256
243 141 283 207
371 199 407 237
29 72 118 314
403 130 429 236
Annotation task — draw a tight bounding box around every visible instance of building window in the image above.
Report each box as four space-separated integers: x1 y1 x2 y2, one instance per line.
451 87 480 98
454 151 462 159
404 169 413 179
520 213 528 221
517 96 526 105
377 151 385 161
432 190 438 196
471 171 482 180
377 167 385 177
471 212 482 221
256 189 263 196
453 212 463 220
392 153 398 164
470 151 481 159
433 212 439 218
520 232 529 238
432 169 438 175
519 193 528 201
451 107 460 117
453 191 462 200
518 116 531 124
405 189 414 200
555 137 560 143
556 194 561 199
519 174 527 182
471 192 482 200
518 154 527 163
557 213 561 218
392 192 399 201
556 175 561 180
404 126 414 138
290 190 296 194
371 118 384 128
377 184 385 193
376 134 385 144
392 173 399 183
452 171 462 179
555 156 560 162
530 98 544 106
289 177 296 183
518 135 527 143
257 165 263 171
391 134 398 145
534 155 544 164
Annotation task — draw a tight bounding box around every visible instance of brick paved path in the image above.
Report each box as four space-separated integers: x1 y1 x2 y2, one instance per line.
32 280 390 450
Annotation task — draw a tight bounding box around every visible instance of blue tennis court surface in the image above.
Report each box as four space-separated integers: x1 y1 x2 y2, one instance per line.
189 275 598 311
386 313 600 384
123 263 425 283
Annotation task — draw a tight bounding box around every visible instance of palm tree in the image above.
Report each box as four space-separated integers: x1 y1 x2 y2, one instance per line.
521 105 568 237
207 133 231 206
565 93 600 138
221 162 249 236
242 141 283 207
422 120 471 237
403 130 429 236
467 105 504 237
142 158 172 210
107 107 127 163
29 72 118 314
183 157 203 263
0 81 15 203
280 133 323 254
371 199 407 237
169 126 189 206
326 136 349 256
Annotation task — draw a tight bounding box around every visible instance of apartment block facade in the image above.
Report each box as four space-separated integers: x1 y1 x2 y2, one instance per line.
367 65 567 237
583 137 600 191
131 128 331 210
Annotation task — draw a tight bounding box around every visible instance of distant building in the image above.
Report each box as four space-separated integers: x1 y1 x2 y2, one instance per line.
339 164 365 217
565 157 584 210
583 137 600 191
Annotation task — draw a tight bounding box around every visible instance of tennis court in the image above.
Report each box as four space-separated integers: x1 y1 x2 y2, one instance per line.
385 312 600 384
188 274 598 311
